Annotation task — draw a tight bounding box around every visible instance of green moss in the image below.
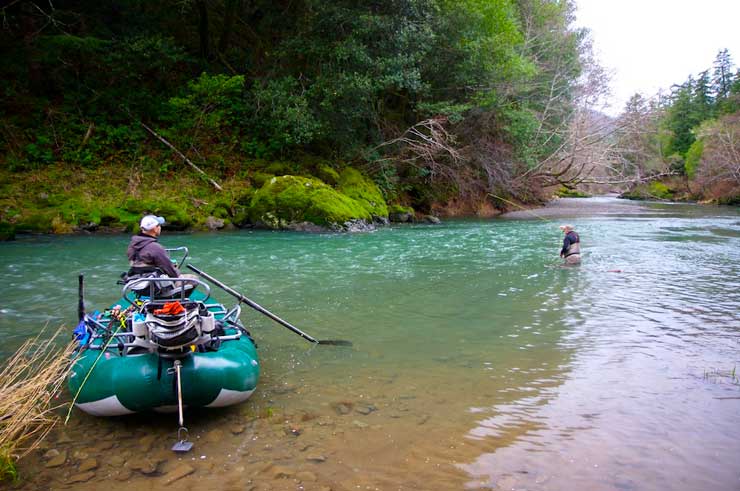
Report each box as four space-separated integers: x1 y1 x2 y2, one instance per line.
555 187 590 198
249 175 371 228
389 204 414 215
15 211 55 233
317 164 340 185
252 172 275 188
336 168 388 218
264 162 293 175
622 181 676 201
122 198 193 229
648 181 674 200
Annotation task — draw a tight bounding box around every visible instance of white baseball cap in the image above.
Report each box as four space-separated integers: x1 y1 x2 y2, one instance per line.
140 215 165 231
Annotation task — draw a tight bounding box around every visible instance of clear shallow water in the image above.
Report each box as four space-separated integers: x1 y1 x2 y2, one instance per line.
1 197 739 490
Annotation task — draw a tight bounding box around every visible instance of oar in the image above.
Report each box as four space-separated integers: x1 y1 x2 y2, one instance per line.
187 264 352 346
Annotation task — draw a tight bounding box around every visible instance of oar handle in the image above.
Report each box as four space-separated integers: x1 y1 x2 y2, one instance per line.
186 264 319 344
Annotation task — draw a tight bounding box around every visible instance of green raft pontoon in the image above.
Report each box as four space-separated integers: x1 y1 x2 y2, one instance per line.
68 261 259 418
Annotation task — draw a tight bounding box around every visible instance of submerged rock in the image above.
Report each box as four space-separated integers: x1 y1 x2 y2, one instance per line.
45 450 67 468
78 457 98 472
161 463 195 485
331 402 353 415
355 404 377 415
388 205 415 223
67 471 96 484
204 216 226 230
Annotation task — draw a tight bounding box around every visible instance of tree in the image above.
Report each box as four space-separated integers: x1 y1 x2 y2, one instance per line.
712 48 733 102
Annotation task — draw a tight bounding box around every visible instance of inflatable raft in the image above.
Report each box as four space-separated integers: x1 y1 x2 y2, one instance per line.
68 274 259 417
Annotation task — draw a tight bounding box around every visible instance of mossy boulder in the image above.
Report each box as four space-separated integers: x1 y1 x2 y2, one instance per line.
249 175 371 229
336 168 388 219
621 181 675 201
317 165 340 185
555 187 591 198
388 204 414 223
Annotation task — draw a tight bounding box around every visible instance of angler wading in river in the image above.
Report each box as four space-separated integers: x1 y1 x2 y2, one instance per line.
559 224 581 265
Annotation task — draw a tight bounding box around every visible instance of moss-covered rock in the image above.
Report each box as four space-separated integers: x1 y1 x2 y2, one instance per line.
555 187 591 198
388 204 414 223
621 181 676 201
249 175 371 229
317 165 340 185
336 168 388 218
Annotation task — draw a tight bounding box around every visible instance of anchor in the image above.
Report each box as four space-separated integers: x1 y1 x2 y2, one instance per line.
169 359 193 453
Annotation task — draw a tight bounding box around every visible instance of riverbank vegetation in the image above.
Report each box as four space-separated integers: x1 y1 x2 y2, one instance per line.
1 0 605 236
2 3 736 239
576 50 740 204
0 327 73 483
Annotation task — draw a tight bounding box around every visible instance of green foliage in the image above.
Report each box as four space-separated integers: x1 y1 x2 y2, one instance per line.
0 446 19 484
684 139 704 179
249 176 372 228
336 168 389 218
648 181 674 200
416 101 473 123
167 73 246 134
0 0 591 213
123 199 193 230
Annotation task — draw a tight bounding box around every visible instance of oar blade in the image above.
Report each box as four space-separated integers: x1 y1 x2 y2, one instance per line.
317 339 353 346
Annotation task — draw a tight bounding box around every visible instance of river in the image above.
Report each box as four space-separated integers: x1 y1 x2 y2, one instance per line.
1 197 739 490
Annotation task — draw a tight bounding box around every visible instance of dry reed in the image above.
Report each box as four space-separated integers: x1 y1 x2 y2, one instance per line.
0 325 75 482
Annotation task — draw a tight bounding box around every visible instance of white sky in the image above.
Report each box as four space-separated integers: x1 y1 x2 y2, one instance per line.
574 0 740 115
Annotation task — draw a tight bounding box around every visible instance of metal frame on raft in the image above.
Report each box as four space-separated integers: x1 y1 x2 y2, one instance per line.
74 269 252 453
76 278 249 354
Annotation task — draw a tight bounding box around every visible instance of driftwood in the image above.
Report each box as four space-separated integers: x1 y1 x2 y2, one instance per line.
139 121 223 192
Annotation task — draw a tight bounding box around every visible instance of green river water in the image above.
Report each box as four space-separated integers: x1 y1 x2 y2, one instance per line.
0 197 739 491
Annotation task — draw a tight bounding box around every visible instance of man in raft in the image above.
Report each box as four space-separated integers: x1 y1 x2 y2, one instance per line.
559 224 581 265
127 215 181 277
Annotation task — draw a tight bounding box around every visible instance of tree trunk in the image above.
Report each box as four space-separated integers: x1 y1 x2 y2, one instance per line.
197 0 211 60
218 0 240 54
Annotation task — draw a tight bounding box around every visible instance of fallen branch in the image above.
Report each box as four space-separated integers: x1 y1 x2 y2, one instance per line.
139 121 223 192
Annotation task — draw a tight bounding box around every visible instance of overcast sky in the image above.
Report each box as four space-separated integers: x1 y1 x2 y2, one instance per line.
573 0 740 115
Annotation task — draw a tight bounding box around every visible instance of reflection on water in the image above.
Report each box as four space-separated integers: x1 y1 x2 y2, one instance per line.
0 198 738 490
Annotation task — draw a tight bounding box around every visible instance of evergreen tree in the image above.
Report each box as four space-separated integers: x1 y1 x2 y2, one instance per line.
712 48 733 102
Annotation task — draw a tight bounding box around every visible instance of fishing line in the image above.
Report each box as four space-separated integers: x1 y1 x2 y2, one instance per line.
64 315 125 424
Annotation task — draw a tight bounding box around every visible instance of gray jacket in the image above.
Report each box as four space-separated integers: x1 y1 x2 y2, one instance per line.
126 234 179 277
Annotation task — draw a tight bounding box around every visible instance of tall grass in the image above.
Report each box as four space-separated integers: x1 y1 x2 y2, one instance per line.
0 326 74 482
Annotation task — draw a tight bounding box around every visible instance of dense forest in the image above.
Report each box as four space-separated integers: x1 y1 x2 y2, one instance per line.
0 1 737 238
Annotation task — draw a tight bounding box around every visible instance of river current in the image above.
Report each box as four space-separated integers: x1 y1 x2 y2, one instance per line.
1 197 738 490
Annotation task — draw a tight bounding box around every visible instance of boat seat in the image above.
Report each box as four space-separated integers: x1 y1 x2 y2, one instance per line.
122 270 196 301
